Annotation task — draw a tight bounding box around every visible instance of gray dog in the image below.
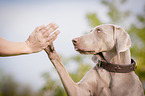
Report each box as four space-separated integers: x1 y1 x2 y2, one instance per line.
45 24 144 96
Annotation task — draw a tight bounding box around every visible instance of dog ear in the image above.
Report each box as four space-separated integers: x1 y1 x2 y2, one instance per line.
113 25 131 59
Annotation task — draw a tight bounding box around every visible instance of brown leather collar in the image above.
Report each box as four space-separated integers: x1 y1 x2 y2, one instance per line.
97 59 136 73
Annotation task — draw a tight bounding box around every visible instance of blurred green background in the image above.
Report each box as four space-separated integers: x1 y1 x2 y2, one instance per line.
0 0 145 96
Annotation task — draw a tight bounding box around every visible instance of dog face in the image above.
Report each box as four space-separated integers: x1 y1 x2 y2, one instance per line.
72 24 131 55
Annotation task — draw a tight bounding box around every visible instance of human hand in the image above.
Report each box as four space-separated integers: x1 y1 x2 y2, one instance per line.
26 22 60 53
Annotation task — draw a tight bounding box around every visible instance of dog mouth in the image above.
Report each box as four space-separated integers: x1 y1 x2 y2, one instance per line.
72 39 96 54
74 46 95 54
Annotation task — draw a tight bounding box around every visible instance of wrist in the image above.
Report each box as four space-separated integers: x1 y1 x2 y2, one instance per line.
23 41 33 54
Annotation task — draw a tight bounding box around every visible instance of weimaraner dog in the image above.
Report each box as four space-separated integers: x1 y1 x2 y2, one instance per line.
45 24 144 96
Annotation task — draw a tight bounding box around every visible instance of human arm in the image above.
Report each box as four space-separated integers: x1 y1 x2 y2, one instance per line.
0 37 32 56
0 22 60 56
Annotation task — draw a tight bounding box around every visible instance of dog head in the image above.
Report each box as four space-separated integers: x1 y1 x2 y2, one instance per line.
72 24 131 57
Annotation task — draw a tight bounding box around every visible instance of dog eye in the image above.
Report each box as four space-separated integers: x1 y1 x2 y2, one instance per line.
97 29 101 33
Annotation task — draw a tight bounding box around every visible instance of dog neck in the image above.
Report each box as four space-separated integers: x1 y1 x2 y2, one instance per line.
96 49 131 65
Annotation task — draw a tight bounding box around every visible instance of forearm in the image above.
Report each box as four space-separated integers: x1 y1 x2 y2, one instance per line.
52 59 78 96
0 37 31 56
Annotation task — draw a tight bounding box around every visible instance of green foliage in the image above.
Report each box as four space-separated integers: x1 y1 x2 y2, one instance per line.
102 0 130 25
41 71 67 96
0 70 42 96
87 13 102 27
68 55 92 82
128 11 145 81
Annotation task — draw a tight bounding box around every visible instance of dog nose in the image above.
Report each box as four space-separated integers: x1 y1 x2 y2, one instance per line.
72 38 79 44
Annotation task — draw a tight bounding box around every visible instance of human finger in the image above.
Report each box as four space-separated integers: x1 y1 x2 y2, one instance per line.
46 35 57 46
47 30 60 42
45 22 56 30
34 25 45 32
43 24 59 37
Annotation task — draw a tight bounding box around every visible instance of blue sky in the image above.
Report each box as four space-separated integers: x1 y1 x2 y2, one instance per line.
0 0 144 91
